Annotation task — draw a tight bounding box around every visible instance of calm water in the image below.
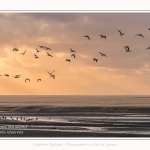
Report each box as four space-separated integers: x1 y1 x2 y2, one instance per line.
0 95 150 137
0 95 150 106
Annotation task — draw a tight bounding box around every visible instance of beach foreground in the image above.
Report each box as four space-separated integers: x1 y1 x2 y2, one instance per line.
0 106 150 137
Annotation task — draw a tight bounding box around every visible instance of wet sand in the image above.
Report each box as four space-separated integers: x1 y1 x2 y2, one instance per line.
0 106 150 137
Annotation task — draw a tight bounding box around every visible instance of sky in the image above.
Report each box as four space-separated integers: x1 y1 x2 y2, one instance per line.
0 13 150 95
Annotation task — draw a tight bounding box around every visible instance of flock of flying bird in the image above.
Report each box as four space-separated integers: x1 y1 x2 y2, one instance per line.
83 30 149 62
1 29 150 82
1 45 55 82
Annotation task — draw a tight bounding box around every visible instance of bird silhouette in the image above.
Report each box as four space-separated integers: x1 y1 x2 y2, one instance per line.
99 52 107 57
12 48 19 52
93 58 98 62
20 50 26 55
71 54 76 58
13 75 21 78
124 46 129 50
46 52 53 57
124 46 132 52
36 48 40 53
69 119 73 122
118 30 125 36
25 78 30 82
37 79 41 82
99 34 106 39
47 70 55 75
5 74 9 77
135 34 144 38
66 59 71 62
38 45 45 49
70 48 76 53
34 54 39 59
146 47 150 50
44 46 52 50
50 74 55 79
84 35 90 40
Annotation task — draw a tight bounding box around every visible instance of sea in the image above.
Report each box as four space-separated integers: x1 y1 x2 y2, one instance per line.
0 95 150 137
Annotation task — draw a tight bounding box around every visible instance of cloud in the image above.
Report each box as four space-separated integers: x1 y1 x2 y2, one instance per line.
0 13 150 94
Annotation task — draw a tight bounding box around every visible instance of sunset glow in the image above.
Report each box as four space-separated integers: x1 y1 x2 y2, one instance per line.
0 13 150 95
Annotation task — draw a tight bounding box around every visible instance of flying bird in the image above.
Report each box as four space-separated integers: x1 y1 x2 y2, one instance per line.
36 48 40 53
38 45 45 49
13 75 21 78
124 46 130 51
93 58 98 62
44 47 52 50
20 50 26 55
47 70 55 75
66 59 71 62
84 35 90 40
118 30 125 36
146 47 150 50
25 78 30 82
12 48 19 52
135 34 144 38
5 74 9 77
50 74 55 79
37 79 41 82
34 54 39 59
70 49 76 53
71 54 76 58
124 46 132 52
99 52 107 57
46 52 53 57
99 34 106 39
